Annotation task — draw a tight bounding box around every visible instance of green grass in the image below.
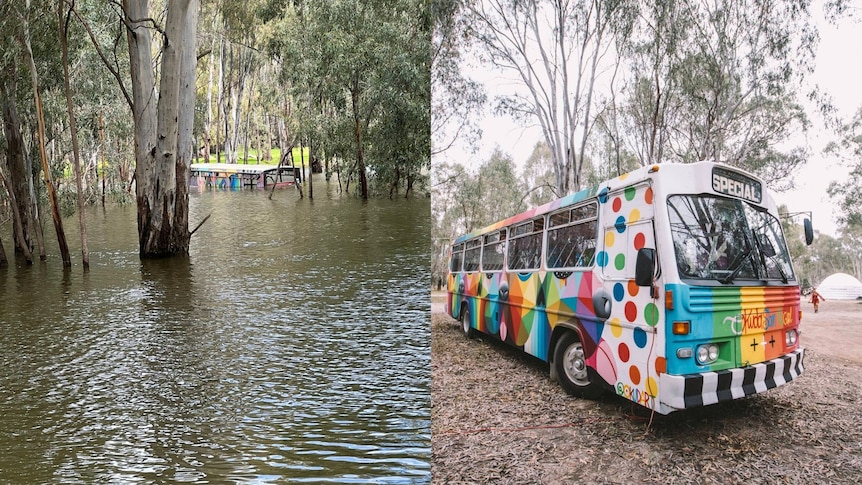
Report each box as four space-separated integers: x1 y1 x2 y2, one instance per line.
196 147 311 167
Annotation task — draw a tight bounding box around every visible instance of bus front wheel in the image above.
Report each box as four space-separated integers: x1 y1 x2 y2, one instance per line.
554 332 602 399
460 306 474 339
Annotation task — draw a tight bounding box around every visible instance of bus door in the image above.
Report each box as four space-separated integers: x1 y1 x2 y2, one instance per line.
596 181 665 407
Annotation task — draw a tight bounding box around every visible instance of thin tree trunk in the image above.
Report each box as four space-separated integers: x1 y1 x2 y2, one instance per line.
350 76 368 199
216 34 224 164
99 112 106 205
204 15 217 163
0 232 6 268
307 138 313 199
243 64 255 164
0 167 31 264
26 152 47 261
23 11 71 267
1 81 34 261
59 0 89 270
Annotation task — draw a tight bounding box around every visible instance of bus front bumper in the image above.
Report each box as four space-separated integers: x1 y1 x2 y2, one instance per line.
660 348 805 412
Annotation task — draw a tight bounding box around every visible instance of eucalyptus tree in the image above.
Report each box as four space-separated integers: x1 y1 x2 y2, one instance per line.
123 0 199 257
619 0 815 189
468 0 636 194
431 0 485 157
0 0 69 264
269 0 429 199
59 0 89 269
826 107 862 227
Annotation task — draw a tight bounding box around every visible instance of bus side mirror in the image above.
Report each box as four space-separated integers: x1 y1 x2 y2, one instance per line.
803 218 814 246
635 248 656 287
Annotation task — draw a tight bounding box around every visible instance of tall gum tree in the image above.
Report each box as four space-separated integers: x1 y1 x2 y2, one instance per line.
124 0 199 257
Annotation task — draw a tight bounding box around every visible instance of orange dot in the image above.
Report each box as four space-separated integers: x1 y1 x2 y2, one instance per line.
655 357 667 374
645 187 654 204
627 279 640 297
629 365 641 385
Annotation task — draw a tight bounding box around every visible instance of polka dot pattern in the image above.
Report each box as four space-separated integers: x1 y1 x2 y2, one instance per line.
644 303 659 327
633 327 647 348
597 182 661 409
629 366 641 385
625 301 638 322
597 251 609 267
627 279 640 297
619 343 630 362
613 282 625 302
614 253 626 271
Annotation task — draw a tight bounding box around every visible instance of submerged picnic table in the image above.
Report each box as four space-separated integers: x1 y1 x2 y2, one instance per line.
189 163 300 189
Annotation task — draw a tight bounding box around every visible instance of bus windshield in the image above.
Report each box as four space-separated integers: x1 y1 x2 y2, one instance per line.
668 195 794 283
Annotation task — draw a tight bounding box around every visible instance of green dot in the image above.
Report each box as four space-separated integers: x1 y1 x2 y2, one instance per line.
614 253 625 270
644 303 659 327
624 186 636 201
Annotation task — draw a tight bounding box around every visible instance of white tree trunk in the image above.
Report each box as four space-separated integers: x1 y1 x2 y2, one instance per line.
125 0 197 257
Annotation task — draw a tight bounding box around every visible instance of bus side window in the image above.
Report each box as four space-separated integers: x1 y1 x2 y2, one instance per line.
482 230 506 271
463 239 481 272
507 219 543 271
546 203 598 269
450 243 464 272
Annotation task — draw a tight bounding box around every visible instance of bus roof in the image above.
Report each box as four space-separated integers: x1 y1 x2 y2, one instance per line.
452 161 770 245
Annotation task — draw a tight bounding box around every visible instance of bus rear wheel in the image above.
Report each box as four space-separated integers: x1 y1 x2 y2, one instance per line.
554 332 602 399
460 306 474 339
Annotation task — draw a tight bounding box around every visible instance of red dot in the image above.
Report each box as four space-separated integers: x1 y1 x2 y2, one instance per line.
634 232 645 250
625 301 638 322
619 343 630 362
645 187 654 204
612 197 622 212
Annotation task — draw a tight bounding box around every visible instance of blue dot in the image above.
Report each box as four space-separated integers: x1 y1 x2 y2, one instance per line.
633 327 647 348
613 283 624 302
615 216 627 233
598 187 609 203
597 251 609 267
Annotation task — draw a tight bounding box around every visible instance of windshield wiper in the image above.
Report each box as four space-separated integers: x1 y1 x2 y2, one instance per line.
719 247 753 284
750 228 789 284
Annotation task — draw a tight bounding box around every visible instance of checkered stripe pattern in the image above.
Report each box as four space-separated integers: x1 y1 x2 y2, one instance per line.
662 348 805 411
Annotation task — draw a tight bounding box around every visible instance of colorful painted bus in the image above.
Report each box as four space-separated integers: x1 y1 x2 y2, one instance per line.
446 161 813 414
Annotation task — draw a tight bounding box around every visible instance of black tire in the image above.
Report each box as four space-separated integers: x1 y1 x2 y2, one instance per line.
554 331 603 399
460 305 474 339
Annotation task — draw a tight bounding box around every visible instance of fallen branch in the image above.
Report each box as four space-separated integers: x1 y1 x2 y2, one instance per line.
190 212 212 236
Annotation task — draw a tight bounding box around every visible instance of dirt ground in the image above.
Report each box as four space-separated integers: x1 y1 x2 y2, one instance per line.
431 292 862 484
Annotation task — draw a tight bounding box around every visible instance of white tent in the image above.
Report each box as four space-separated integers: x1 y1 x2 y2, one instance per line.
816 273 862 300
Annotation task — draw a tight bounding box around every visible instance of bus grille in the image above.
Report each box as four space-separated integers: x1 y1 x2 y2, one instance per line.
686 286 800 313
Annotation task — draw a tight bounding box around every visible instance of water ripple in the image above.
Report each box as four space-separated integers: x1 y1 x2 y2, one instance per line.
0 193 431 484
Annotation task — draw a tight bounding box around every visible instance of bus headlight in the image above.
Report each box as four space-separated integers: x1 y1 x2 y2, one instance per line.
696 343 720 365
785 329 798 346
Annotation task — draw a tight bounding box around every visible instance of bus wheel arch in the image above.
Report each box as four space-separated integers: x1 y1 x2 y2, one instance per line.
552 329 603 400
459 301 474 339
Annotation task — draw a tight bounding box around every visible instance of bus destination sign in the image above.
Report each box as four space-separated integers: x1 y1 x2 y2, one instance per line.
711 166 762 203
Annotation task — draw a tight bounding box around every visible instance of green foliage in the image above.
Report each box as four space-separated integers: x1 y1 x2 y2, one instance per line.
271 0 430 197
620 0 816 186
826 107 862 226
431 150 526 281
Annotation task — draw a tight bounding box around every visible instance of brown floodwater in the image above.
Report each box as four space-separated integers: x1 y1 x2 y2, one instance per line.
0 179 430 483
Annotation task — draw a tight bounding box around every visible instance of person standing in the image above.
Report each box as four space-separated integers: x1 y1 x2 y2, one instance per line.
810 288 825 313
